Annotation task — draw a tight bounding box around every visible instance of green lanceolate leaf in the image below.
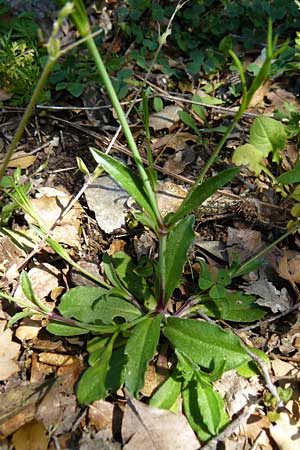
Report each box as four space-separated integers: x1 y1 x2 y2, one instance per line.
46 321 89 336
178 111 201 135
166 168 239 226
250 116 286 161
163 215 195 301
198 260 214 290
164 317 249 372
183 379 228 441
125 314 162 397
58 286 142 325
57 286 108 323
93 294 142 324
102 253 131 297
149 371 181 410
277 167 300 185
199 292 266 322
90 148 157 227
77 332 118 404
109 252 155 305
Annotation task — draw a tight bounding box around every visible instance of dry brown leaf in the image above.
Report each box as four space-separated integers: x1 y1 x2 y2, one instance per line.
149 106 182 131
25 188 83 247
157 181 187 216
14 263 59 317
0 320 20 381
15 319 42 342
122 398 199 450
89 400 116 438
278 250 300 286
151 132 196 152
12 420 48 450
243 276 291 313
269 412 300 450
38 353 79 367
248 80 272 110
0 236 26 286
7 153 37 169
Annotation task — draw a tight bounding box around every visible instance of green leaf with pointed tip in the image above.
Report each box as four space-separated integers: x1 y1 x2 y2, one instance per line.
46 321 89 336
58 286 142 325
8 310 34 328
209 284 227 299
149 371 181 410
250 116 286 160
164 317 249 372
110 251 155 305
163 215 195 301
102 254 130 296
57 286 108 323
277 167 300 185
166 168 239 226
77 333 118 404
232 144 264 175
198 260 214 290
178 111 200 135
217 269 231 286
90 147 157 226
183 379 228 440
199 292 266 322
125 314 162 397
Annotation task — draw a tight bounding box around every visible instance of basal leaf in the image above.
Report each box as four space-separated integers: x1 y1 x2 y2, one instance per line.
232 144 264 175
58 286 108 323
183 380 228 440
93 294 142 324
166 168 239 226
250 116 286 158
149 371 181 410
46 321 89 336
105 346 127 393
77 332 118 404
164 317 249 372
209 284 227 299
182 381 213 442
199 292 266 322
110 252 155 305
125 314 162 397
163 215 195 301
90 148 157 226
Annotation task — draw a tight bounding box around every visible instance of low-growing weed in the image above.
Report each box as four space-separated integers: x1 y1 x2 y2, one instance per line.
0 1 295 443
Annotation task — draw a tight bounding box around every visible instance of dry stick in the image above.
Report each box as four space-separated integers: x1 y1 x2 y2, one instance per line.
238 303 300 332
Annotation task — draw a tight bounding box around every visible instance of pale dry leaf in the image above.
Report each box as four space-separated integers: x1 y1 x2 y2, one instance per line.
243 277 291 313
85 175 130 233
14 263 59 311
278 250 300 286
248 80 272 110
25 189 83 247
269 412 300 450
122 397 199 450
12 420 48 450
7 153 37 169
0 236 26 284
15 319 42 342
88 400 115 435
151 132 196 152
38 353 79 367
157 181 187 216
0 320 20 381
149 106 182 131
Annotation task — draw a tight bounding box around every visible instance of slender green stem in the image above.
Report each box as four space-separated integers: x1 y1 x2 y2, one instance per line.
83 37 163 227
233 227 294 278
157 232 167 312
0 57 56 182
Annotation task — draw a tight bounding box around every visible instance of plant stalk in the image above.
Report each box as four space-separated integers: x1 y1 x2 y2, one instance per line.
0 57 56 182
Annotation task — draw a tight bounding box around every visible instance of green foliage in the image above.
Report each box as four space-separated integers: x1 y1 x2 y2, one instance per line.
233 116 287 176
0 2 283 443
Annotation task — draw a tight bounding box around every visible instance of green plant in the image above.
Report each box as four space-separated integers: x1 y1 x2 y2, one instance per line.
0 1 292 443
